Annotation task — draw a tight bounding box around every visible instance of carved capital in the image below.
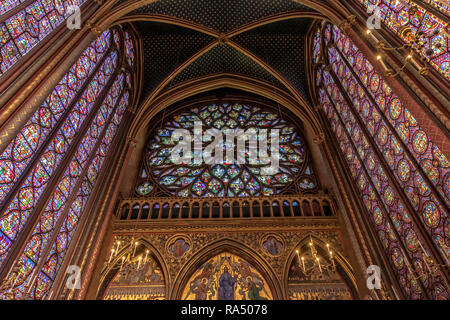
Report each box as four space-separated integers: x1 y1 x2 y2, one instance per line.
85 21 103 37
126 136 138 148
338 15 356 34
313 133 325 144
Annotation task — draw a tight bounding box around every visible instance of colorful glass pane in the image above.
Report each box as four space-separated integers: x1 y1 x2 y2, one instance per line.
3 80 128 300
31 90 129 299
316 23 450 299
358 0 449 80
0 0 88 77
124 31 134 67
143 103 317 198
0 30 111 205
0 49 117 268
318 83 423 299
331 26 449 262
0 0 24 16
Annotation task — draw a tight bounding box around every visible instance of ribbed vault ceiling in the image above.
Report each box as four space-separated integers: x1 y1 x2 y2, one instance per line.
119 0 319 105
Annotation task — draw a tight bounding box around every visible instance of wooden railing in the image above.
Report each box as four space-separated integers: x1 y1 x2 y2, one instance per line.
114 194 337 220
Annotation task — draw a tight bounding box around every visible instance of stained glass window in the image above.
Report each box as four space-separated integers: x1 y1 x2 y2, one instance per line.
314 24 449 299
0 27 135 299
0 1 24 16
0 0 87 77
0 30 112 268
124 31 135 67
10 82 129 299
138 103 318 198
330 26 449 260
422 0 450 15
358 0 449 80
0 50 117 269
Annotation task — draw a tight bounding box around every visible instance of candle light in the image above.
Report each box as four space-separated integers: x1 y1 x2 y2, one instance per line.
120 256 125 271
366 29 379 43
108 248 115 263
137 256 142 269
377 55 388 71
301 256 306 272
409 57 421 70
316 257 322 273
144 250 149 263
115 241 121 256
330 251 336 268
133 241 138 257
309 241 314 256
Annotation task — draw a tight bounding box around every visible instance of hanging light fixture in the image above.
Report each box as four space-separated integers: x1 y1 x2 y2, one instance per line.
294 237 337 278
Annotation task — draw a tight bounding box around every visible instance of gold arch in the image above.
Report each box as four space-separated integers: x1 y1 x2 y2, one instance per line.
170 239 282 299
282 235 359 299
113 13 220 37
96 238 170 299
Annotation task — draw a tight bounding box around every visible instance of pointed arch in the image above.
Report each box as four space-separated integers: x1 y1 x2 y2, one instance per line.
171 239 282 299
96 237 170 300
283 235 358 299
0 26 137 299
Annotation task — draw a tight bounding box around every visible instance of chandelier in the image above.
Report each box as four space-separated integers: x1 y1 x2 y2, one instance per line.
362 1 449 77
294 237 337 278
105 237 151 273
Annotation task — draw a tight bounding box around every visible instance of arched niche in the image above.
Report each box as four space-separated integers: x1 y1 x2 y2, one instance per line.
283 236 358 300
171 239 282 300
96 239 169 300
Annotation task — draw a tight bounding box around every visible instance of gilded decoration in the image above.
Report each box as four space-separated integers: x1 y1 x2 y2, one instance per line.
103 248 166 300
100 228 349 300
181 252 273 300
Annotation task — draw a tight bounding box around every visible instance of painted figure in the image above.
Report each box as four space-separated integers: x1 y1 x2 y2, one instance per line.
169 238 190 258
218 266 237 300
246 277 267 300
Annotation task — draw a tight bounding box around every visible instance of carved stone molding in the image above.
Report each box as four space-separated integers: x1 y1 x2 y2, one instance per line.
107 228 344 294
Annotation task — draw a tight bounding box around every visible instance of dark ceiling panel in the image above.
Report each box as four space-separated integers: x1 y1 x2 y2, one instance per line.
166 44 286 90
232 18 311 103
137 21 215 102
130 0 312 32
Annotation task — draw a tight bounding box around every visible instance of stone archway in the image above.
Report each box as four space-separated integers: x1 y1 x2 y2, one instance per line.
97 239 169 300
283 235 359 300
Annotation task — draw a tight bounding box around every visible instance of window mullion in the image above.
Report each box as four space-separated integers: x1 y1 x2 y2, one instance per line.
321 82 430 299
0 49 118 286
331 40 449 212
0 45 113 215
23 79 127 299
